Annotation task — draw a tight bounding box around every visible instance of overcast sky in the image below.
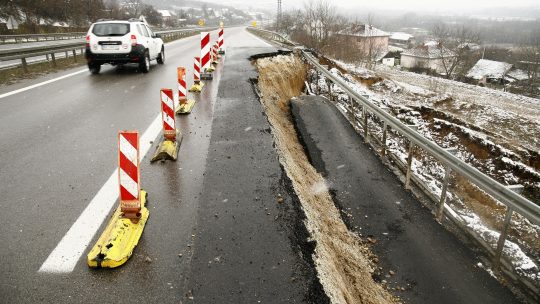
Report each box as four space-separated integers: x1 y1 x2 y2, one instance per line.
200 0 539 15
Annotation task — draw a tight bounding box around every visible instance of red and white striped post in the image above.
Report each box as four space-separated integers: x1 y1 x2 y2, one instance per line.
212 42 218 63
160 88 176 141
218 28 225 54
177 67 187 106
118 130 141 219
194 56 200 83
200 32 211 77
189 56 204 92
176 67 195 114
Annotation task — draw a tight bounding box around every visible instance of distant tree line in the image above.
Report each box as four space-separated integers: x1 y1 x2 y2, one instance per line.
0 0 161 30
276 0 386 66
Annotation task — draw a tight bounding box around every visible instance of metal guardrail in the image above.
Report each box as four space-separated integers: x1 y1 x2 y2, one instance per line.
0 32 86 44
302 51 540 226
248 27 540 225
248 26 540 297
0 27 217 72
247 27 296 47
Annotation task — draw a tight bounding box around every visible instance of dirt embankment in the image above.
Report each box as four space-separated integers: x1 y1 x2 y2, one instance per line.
255 54 397 304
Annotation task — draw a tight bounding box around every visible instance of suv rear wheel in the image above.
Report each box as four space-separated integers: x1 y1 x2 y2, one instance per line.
139 51 150 73
88 63 101 74
157 47 165 64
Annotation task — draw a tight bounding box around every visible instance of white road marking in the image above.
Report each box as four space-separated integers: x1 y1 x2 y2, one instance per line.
38 114 163 273
0 69 87 100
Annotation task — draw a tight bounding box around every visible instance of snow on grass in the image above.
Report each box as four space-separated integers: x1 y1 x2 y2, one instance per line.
307 59 540 288
460 211 539 282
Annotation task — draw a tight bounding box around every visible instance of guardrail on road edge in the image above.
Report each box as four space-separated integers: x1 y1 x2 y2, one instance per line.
247 26 540 299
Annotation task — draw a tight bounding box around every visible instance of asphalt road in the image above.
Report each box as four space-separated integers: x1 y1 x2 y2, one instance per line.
0 27 319 303
291 95 521 304
0 26 525 304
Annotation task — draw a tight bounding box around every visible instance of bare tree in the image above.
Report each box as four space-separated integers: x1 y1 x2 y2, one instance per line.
302 0 337 49
517 35 540 93
432 22 481 78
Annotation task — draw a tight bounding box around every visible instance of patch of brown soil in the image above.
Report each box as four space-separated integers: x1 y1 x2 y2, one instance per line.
256 54 397 304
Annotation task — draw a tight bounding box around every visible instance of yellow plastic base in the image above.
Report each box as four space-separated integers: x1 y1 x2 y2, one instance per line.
189 82 204 92
206 65 215 73
87 190 149 268
150 130 182 162
176 100 195 114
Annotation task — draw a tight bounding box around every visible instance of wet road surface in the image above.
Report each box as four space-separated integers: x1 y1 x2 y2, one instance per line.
0 27 318 303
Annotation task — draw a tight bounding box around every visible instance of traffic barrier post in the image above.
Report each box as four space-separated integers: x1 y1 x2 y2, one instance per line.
189 56 204 92
151 89 182 162
200 32 214 79
218 28 225 55
87 130 150 268
176 67 195 114
212 41 220 64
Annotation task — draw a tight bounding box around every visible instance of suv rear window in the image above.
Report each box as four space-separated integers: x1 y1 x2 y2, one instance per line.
92 23 130 37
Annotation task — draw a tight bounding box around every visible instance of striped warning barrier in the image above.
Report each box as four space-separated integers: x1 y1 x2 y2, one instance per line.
87 130 150 268
151 89 182 162
218 28 225 54
200 32 213 79
189 56 204 92
118 131 141 219
161 89 176 141
194 56 200 81
176 67 195 114
212 42 218 64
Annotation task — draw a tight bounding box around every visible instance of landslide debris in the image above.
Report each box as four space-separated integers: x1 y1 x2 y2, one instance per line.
255 54 397 304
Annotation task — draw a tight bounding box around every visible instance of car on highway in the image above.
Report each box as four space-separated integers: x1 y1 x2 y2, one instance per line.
85 19 165 74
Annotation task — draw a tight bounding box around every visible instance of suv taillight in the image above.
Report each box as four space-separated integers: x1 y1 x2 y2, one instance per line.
131 34 137 46
86 35 90 47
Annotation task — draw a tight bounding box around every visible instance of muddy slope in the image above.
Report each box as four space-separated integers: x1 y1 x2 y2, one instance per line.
255 54 397 304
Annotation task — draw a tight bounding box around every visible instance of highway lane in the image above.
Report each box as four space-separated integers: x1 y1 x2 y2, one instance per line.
0 27 312 303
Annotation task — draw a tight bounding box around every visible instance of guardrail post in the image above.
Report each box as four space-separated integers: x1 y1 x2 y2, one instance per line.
493 185 523 271
65 51 69 59
436 148 457 220
21 58 28 73
346 96 355 121
72 49 77 62
327 80 333 101
493 206 514 271
405 125 418 189
363 107 369 143
315 71 320 95
380 106 390 157
50 53 57 67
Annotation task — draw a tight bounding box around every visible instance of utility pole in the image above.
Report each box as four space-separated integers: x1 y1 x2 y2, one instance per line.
276 0 282 32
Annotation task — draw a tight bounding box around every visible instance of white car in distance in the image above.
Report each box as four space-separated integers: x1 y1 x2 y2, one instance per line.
85 19 165 74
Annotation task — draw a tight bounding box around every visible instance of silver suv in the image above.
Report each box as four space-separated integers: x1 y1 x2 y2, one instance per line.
85 19 165 74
